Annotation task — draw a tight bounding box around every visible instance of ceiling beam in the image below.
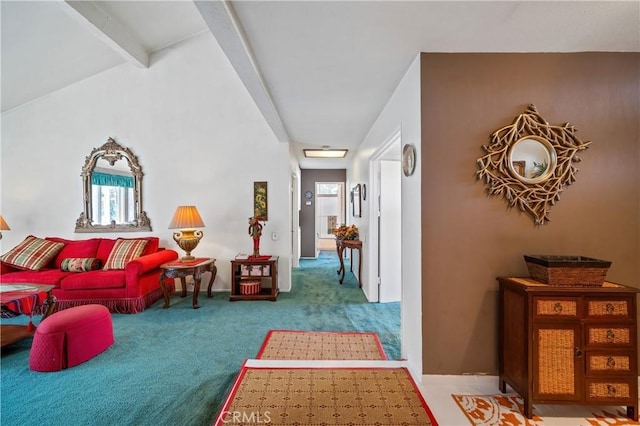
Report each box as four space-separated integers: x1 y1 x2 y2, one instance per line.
194 0 290 144
60 1 149 68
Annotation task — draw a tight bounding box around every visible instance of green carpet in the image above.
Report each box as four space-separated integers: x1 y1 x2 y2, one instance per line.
0 250 400 426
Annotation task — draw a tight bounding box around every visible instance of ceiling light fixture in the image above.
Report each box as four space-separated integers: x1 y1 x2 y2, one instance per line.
303 149 348 158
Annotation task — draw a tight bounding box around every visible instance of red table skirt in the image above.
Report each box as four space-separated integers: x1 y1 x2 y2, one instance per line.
1 285 51 322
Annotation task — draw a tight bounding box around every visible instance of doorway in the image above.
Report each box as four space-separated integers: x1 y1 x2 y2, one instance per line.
315 182 344 253
370 131 402 303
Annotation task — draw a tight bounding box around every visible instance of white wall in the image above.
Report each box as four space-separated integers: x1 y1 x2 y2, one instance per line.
350 55 422 380
1 32 293 292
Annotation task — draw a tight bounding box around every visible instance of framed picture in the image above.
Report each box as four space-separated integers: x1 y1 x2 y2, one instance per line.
254 181 268 220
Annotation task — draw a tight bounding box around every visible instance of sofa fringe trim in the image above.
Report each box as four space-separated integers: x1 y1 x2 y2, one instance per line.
34 283 175 315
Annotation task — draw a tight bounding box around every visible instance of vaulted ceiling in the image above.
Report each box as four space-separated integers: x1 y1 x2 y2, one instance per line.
2 1 639 168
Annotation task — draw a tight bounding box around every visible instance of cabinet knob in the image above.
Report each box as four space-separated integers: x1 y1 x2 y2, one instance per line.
606 357 616 368
605 303 614 314
553 302 563 313
606 329 616 342
575 347 583 358
607 384 617 397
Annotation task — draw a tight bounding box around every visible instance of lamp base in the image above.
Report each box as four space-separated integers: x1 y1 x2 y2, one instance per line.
172 230 203 262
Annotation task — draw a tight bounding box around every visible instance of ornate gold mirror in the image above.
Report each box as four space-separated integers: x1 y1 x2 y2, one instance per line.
75 138 152 233
476 105 590 225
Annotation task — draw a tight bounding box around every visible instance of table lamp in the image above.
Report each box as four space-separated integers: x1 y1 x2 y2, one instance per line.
0 215 10 240
168 206 205 261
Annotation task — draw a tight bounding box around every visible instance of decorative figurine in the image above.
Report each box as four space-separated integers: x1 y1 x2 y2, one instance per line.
248 216 264 257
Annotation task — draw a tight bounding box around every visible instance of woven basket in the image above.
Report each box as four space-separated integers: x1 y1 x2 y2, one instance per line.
240 280 261 295
525 255 611 286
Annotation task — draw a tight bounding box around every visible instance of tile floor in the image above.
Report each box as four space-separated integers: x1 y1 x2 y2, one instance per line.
419 374 638 426
236 360 637 425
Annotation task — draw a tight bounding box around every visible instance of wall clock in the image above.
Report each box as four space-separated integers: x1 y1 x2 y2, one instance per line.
402 144 416 177
304 191 313 199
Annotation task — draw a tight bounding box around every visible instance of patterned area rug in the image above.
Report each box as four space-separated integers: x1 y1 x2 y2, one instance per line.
214 365 438 425
452 394 638 426
256 330 387 360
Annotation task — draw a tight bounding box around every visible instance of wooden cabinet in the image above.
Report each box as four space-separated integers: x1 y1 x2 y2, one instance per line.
498 277 639 420
230 256 279 301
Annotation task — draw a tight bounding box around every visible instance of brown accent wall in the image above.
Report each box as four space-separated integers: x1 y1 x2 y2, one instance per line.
420 53 640 374
300 169 347 257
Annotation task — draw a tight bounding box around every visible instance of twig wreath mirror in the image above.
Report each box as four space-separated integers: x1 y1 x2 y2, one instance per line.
476 104 590 225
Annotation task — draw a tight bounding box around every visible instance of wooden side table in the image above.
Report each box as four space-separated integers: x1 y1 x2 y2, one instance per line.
230 256 279 301
159 258 217 309
336 239 362 288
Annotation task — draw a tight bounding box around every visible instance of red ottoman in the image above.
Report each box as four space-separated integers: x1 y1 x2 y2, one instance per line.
29 304 114 372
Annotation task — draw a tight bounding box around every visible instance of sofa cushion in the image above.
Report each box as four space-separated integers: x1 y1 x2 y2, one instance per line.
1 269 74 286
46 237 101 269
60 270 126 290
0 236 65 271
103 239 148 270
60 258 102 272
96 237 159 264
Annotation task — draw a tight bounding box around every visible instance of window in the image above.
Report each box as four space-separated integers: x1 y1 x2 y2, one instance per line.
91 171 135 225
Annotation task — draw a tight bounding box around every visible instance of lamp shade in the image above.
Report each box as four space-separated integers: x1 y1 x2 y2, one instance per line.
168 206 204 229
0 215 10 231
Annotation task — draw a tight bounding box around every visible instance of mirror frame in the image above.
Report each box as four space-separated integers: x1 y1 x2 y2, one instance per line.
75 138 152 233
352 184 362 218
476 104 590 225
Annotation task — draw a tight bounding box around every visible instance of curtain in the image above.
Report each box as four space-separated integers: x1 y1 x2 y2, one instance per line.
92 172 133 188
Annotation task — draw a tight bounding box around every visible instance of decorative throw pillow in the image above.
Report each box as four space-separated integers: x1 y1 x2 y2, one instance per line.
60 257 102 272
0 235 65 271
102 239 148 270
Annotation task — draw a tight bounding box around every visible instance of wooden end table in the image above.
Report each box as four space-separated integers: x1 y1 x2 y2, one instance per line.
159 258 217 309
1 283 56 348
336 239 362 288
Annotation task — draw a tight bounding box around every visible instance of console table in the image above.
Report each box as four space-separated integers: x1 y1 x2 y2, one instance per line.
159 258 217 309
336 239 362 288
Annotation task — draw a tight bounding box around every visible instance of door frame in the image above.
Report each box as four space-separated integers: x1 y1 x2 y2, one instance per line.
368 128 402 303
314 182 345 255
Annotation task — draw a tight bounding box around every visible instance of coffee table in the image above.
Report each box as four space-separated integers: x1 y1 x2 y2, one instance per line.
1 283 56 348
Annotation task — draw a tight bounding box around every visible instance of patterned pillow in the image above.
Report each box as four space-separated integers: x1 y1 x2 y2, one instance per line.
0 235 65 271
60 258 102 272
102 239 148 270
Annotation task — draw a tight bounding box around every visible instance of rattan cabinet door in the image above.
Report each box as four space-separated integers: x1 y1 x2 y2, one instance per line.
533 323 582 401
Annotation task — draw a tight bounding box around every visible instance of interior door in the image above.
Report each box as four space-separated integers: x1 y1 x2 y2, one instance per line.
379 160 401 302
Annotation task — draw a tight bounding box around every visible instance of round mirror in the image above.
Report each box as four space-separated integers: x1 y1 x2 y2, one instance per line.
508 136 557 184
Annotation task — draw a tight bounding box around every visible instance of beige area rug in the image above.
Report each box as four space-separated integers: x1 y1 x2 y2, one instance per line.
256 330 388 360
213 364 438 425
452 393 639 426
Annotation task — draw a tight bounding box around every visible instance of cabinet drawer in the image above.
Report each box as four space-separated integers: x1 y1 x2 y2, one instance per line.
586 352 633 376
585 325 633 347
585 378 635 404
586 298 632 319
534 297 580 319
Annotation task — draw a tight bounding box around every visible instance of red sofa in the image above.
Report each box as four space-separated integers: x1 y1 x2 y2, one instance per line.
0 236 178 314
